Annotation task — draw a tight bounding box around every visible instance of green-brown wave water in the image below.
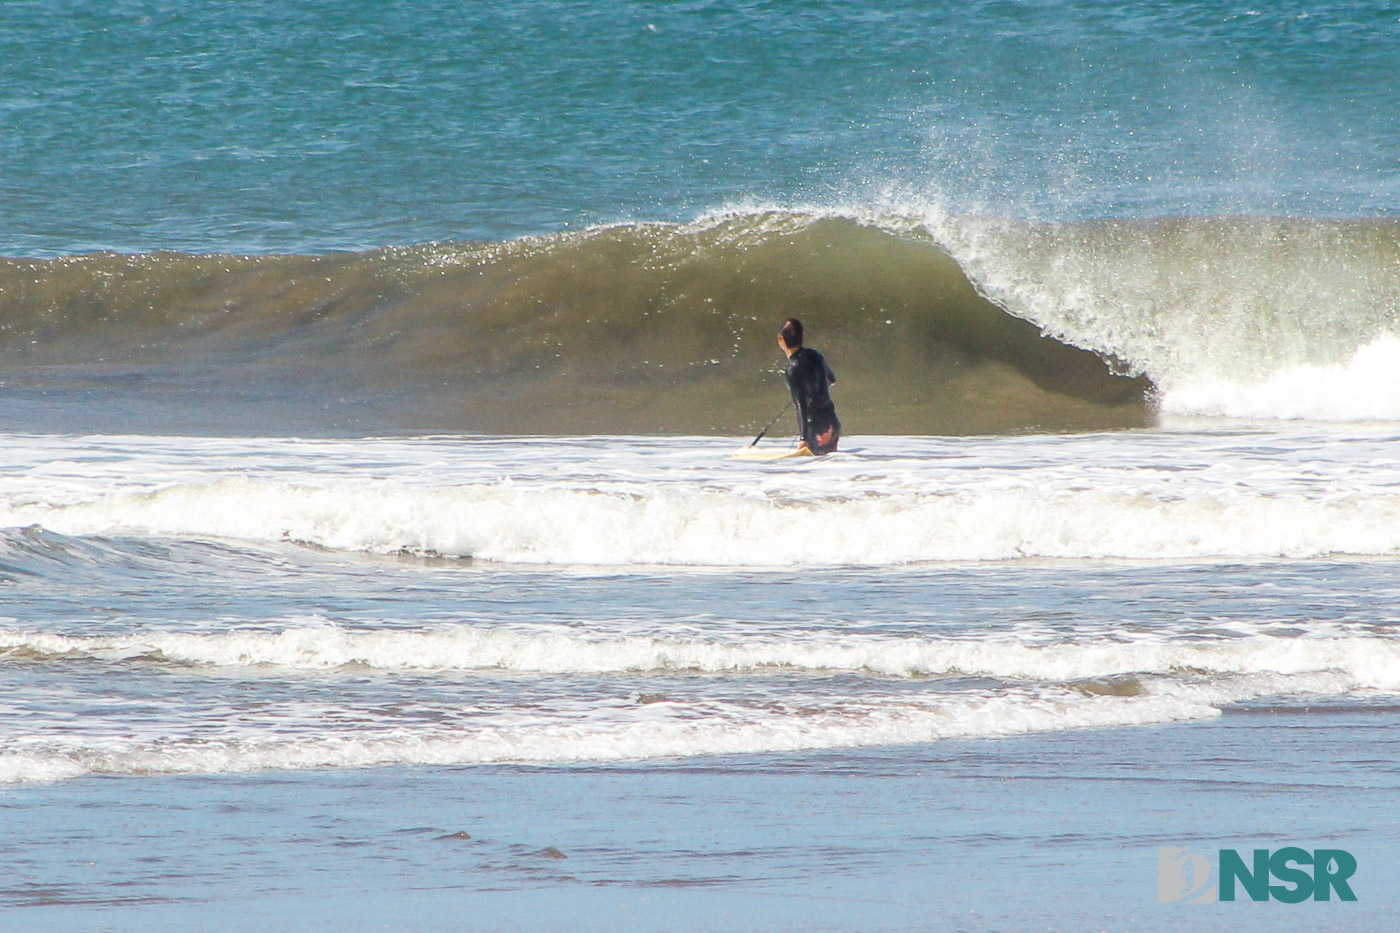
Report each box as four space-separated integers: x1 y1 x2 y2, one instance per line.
0 214 1151 436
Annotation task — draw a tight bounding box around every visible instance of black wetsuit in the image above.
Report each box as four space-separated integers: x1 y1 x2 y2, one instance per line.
784 346 841 454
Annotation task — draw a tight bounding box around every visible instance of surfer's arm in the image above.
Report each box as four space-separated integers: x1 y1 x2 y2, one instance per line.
786 367 808 443
793 394 810 445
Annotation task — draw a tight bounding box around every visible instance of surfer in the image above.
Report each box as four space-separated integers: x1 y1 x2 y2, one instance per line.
778 318 841 454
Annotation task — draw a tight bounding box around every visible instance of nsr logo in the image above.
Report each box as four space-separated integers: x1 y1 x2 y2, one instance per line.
1159 847 1357 904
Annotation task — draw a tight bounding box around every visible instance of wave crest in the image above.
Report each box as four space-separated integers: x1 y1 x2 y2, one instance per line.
0 213 1149 435
9 208 1400 429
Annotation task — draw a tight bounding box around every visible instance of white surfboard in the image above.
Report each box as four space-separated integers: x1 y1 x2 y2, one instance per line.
731 445 814 461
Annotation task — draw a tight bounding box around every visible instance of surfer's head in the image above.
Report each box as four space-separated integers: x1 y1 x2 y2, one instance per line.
778 318 803 354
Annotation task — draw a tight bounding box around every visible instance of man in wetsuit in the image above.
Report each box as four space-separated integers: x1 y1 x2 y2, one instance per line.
778 318 841 455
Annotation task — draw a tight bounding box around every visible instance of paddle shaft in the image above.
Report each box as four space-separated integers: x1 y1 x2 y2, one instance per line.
749 399 793 446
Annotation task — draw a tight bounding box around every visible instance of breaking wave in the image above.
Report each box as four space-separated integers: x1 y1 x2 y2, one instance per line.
5 209 1400 433
0 211 1143 436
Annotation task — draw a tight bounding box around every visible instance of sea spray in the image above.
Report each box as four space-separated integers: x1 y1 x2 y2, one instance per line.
922 212 1400 419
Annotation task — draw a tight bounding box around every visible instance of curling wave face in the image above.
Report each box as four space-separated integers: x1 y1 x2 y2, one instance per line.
6 209 1400 433
0 212 1152 436
7 208 1400 433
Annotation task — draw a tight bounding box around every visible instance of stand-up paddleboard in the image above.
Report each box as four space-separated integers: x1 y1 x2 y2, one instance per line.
731 445 814 461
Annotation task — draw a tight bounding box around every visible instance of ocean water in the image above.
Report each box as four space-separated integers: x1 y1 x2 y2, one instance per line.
6 429 1400 786
5 431 1400 929
4 1 1400 929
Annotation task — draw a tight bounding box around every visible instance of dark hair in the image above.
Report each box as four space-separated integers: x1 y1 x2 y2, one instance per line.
779 318 803 348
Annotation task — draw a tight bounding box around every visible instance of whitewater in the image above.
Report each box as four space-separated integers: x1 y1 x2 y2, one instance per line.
6 430 1400 565
3 428 1400 791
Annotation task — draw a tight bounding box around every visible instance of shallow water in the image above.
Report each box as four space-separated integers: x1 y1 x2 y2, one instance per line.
3 430 1400 783
1 430 1397 926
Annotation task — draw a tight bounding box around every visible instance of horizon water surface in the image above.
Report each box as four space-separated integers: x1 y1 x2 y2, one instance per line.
4 1 1400 930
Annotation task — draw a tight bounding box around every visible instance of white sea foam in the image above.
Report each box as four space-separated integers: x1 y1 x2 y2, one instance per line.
1159 335 1400 421
8 468 1400 565
0 755 88 786
0 688 1220 784
7 625 1400 689
2 661 1370 785
5 429 1400 565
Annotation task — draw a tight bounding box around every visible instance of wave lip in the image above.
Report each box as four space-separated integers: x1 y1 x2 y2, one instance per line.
923 212 1400 424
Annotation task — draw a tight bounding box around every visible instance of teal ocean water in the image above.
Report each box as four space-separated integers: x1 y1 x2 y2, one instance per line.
3 0 1397 256
4 3 1400 930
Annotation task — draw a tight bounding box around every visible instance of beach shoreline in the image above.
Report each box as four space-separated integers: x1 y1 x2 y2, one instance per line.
5 708 1393 932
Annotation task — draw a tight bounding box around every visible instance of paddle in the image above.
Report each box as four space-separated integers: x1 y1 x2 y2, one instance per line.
749 400 792 447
